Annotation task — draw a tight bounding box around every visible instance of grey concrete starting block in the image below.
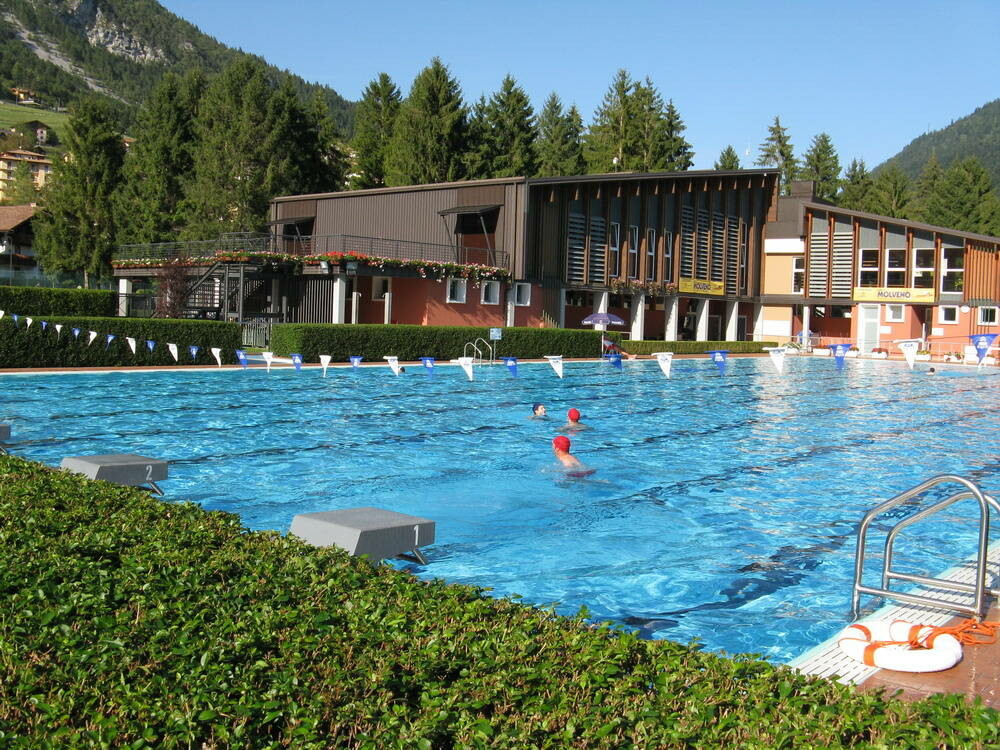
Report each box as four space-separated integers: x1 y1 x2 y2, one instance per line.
290 507 435 563
0 424 9 454
60 453 168 496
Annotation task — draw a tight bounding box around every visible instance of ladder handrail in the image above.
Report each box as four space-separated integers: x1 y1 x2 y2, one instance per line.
851 474 1000 619
463 341 482 363
472 337 494 364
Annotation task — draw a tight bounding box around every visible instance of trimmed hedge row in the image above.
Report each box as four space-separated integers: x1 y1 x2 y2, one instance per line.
0 316 240 367
0 285 117 317
271 323 608 360
0 454 995 746
622 339 779 355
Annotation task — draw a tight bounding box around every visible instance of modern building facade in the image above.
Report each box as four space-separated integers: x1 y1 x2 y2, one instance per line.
762 182 1000 354
0 149 52 201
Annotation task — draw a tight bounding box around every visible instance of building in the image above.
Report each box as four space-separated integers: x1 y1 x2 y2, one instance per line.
0 149 53 201
0 204 39 282
762 182 1000 355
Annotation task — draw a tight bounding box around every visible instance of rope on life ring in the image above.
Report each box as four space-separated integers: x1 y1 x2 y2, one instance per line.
837 618 1000 673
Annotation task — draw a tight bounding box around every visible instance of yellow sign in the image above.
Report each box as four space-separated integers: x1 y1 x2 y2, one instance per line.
678 278 725 296
853 287 936 303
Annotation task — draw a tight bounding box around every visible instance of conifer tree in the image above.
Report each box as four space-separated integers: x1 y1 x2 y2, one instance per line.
925 156 1000 235
631 78 666 172
799 133 841 202
836 159 873 210
535 93 585 177
484 75 536 178
585 69 637 173
755 116 798 193
33 96 124 286
307 89 349 192
350 73 401 189
866 164 913 218
385 58 467 186
462 96 492 180
908 152 944 224
661 99 693 171
115 70 203 244
1 159 39 205
714 145 741 170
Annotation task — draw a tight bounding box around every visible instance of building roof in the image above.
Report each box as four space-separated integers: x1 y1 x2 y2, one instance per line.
0 149 52 163
0 204 37 232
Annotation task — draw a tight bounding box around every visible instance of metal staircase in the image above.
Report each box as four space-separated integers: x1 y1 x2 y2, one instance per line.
851 475 1000 620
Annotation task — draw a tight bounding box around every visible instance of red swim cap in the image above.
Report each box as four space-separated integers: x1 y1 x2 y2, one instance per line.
567 408 581 421
552 435 571 452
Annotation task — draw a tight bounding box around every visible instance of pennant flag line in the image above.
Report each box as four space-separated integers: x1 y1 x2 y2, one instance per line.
707 350 728 375
87 330 98 346
457 356 475 381
383 355 401 376
319 354 332 377
211 347 222 367
544 355 564 379
349 355 362 369
763 347 785 375
653 351 673 378
291 353 303 372
235 349 248 369
501 356 518 377
189 345 199 360
897 340 919 370
105 334 116 349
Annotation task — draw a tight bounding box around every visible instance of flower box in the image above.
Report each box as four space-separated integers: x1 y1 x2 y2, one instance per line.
914 353 932 361
845 350 859 358
811 348 830 356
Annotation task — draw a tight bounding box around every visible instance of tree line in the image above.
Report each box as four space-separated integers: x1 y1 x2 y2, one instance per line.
27 57 1000 285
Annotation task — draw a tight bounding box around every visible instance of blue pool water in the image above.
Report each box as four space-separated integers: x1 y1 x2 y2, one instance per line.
4 357 1000 661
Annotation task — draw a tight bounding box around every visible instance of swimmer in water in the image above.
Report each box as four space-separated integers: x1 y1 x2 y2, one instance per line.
531 403 546 418
563 407 588 431
551 435 582 468
927 367 936 375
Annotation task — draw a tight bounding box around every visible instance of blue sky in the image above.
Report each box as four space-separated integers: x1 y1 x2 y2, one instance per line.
158 0 999 171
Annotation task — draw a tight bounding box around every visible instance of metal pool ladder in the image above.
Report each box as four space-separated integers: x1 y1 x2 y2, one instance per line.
463 338 494 365
852 474 1000 620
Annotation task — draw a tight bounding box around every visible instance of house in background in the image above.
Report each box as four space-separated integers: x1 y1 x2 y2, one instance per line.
0 204 39 282
0 149 53 201
762 181 1000 353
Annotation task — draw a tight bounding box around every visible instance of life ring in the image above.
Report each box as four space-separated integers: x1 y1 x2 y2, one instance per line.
837 619 962 673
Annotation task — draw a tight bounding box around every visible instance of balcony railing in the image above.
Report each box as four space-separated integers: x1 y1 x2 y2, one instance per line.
115 233 509 269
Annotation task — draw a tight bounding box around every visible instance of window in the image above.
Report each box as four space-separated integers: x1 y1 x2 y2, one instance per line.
514 282 531 306
885 304 904 323
480 280 500 305
858 248 878 287
911 247 935 288
941 247 964 292
371 276 390 301
628 225 639 278
608 222 621 278
646 228 657 281
938 306 958 324
885 248 906 287
979 307 998 326
663 231 674 281
792 256 804 294
446 278 466 304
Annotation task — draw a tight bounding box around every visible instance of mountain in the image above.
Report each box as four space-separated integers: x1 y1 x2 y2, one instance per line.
0 0 354 131
878 98 1000 190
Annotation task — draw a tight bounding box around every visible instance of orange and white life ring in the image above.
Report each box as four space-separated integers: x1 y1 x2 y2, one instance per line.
838 619 962 673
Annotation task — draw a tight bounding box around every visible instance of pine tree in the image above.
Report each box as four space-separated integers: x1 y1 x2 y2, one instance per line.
350 73 401 189
866 164 913 218
714 145 741 170
661 99 693 171
385 58 467 186
755 116 798 194
631 78 666 172
484 75 536 178
585 69 637 173
1 159 39 205
908 152 944 224
535 93 585 177
799 133 841 202
836 159 873 210
462 96 492 180
115 70 203 244
925 156 1000 235
307 89 349 192
33 96 124 286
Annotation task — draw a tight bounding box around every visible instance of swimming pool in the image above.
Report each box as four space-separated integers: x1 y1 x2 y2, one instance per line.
5 357 999 661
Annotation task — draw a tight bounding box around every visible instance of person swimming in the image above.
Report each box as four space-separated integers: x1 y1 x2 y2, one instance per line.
531 403 547 418
563 407 588 431
551 435 582 468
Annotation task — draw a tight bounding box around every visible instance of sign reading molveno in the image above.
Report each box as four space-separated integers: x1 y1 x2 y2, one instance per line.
853 287 936 303
679 278 725 296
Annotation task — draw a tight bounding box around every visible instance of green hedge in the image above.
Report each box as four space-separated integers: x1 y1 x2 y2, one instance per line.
0 455 995 746
0 316 240 367
0 285 116 317
271 324 608 360
622 339 779 355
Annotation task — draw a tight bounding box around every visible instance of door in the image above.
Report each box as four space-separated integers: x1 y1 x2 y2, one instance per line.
857 304 880 353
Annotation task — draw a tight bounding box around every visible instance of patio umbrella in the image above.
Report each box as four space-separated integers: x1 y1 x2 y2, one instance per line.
581 312 625 355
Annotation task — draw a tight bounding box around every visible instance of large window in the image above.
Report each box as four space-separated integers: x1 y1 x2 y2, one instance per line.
608 222 621 278
446 278 467 304
513 282 531 306
646 228 657 281
885 248 906 287
792 256 804 294
858 248 879 287
911 247 935 288
628 225 639 279
941 247 964 292
663 231 674 281
979 307 998 326
480 280 500 305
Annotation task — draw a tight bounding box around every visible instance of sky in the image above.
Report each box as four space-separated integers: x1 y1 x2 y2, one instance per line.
157 0 1000 171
